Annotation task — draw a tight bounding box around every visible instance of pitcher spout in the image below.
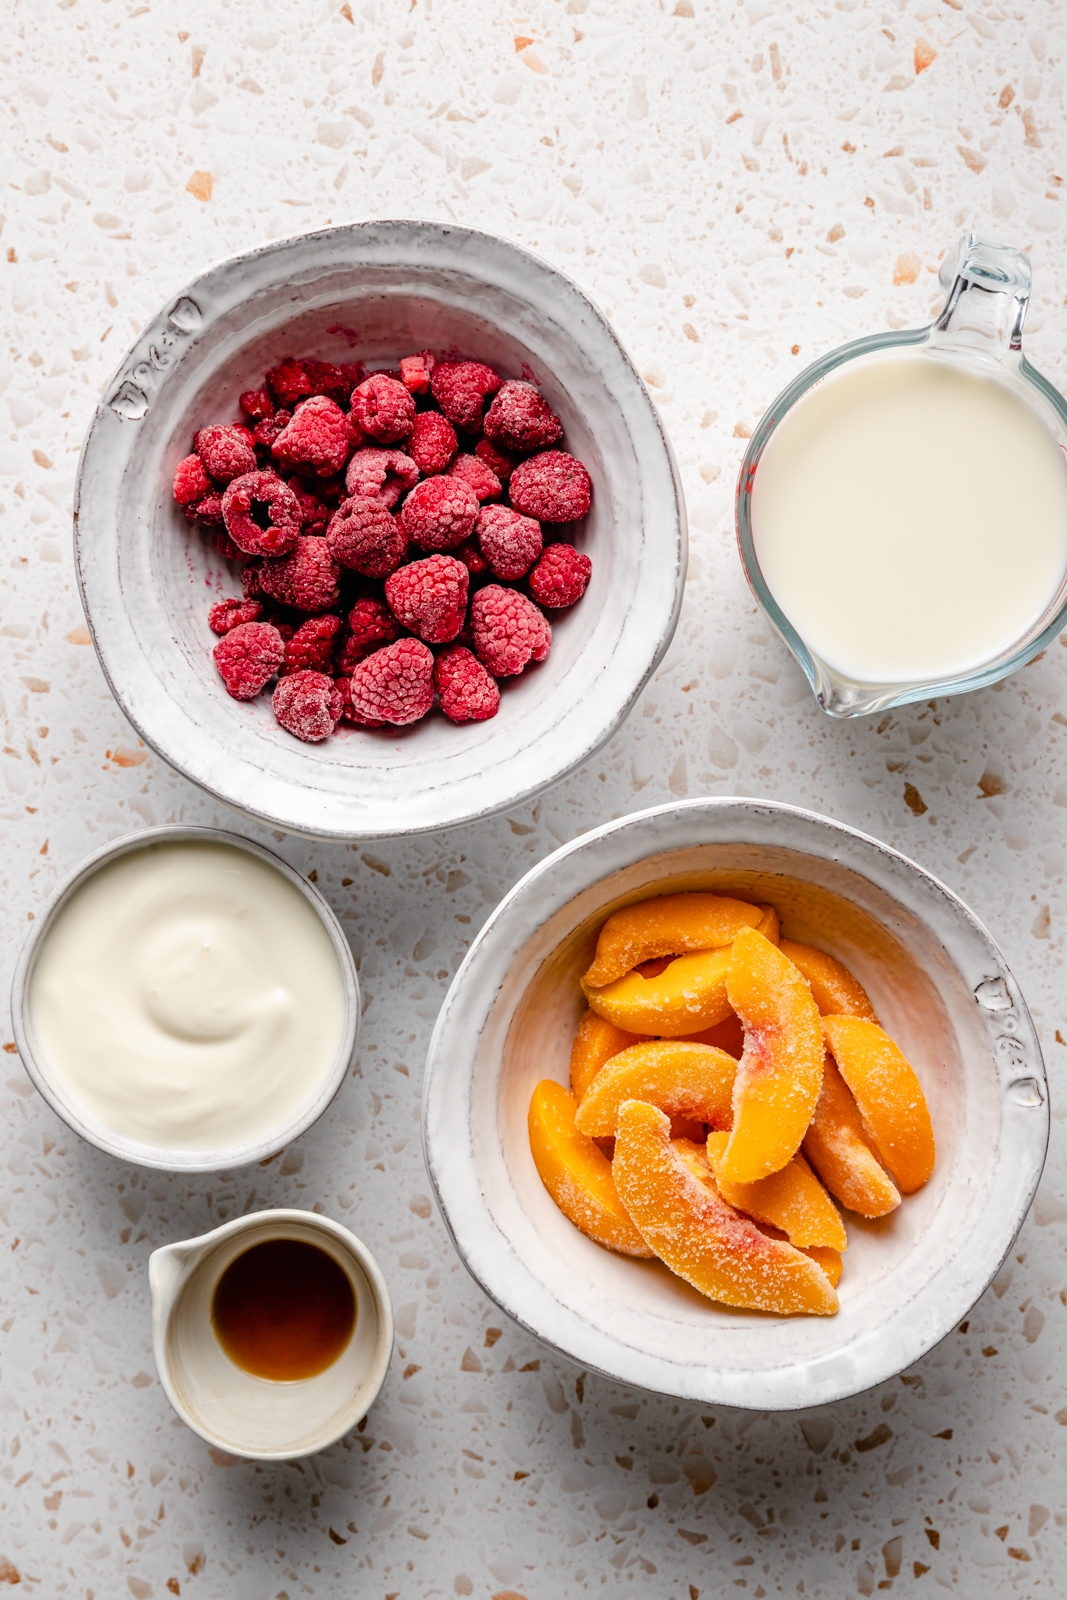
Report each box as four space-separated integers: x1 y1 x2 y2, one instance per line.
148 1240 201 1322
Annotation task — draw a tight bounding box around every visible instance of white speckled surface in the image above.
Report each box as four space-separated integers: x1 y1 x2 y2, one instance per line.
3 2 1067 1595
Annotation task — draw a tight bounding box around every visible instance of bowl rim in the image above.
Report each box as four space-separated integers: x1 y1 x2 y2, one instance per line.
422 796 1049 1408
149 1208 394 1460
10 824 360 1172
73 218 688 841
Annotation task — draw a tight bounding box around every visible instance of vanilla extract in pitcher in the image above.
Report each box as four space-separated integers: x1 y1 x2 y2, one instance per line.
212 1238 356 1381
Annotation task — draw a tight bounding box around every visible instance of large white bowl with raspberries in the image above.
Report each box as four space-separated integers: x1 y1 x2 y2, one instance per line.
74 221 687 840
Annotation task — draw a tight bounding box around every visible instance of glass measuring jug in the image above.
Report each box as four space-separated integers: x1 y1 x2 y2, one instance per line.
736 236 1067 717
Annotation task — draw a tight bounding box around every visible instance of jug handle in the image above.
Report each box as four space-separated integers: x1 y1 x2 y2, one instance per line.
929 234 1031 359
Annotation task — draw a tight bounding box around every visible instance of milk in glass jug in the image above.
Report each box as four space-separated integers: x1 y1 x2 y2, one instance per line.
736 236 1067 716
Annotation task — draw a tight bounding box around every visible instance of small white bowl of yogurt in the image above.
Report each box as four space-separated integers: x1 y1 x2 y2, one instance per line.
737 234 1067 717
10 826 359 1171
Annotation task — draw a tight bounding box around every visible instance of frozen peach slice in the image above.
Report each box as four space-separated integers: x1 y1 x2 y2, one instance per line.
574 1040 737 1138
583 947 734 1036
672 1134 713 1187
612 1100 838 1316
802 1056 901 1218
705 1132 847 1252
718 928 824 1184
754 904 780 945
670 1148 846 1287
802 1246 843 1288
677 1011 745 1059
822 1015 935 1194
748 1220 843 1286
779 939 877 1021
528 1080 652 1258
568 1009 647 1101
583 892 763 987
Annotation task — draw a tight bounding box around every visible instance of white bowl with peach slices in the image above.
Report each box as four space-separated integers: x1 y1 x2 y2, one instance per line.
422 798 1048 1408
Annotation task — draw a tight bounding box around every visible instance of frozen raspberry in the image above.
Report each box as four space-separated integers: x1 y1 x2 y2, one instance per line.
326 496 408 577
400 476 478 551
350 374 416 444
259 607 298 642
529 542 592 608
471 585 551 677
399 350 436 394
450 453 501 502
242 562 263 599
222 470 301 558
385 555 469 645
336 677 368 726
254 410 291 452
273 669 343 743
433 645 500 724
211 526 243 561
194 424 258 484
340 361 364 394
257 535 341 614
303 359 359 407
407 411 458 475
240 388 274 421
283 614 344 674
430 361 502 434
453 539 489 579
336 596 402 674
483 380 563 453
213 621 284 701
312 472 346 508
476 504 542 581
189 493 224 527
272 396 350 478
208 598 262 635
475 437 517 486
345 447 419 509
286 476 329 535
173 453 212 506
509 450 592 523
266 357 314 408
344 638 435 727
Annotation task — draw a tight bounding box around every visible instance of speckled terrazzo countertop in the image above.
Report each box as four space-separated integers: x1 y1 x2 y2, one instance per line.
3 1 1067 1595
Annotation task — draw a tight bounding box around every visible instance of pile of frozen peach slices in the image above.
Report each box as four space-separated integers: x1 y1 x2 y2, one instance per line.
529 892 935 1317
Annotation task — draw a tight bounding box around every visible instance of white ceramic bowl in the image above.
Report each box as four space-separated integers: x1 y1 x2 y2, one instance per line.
423 799 1048 1409
10 825 359 1172
74 221 686 841
150 1209 393 1460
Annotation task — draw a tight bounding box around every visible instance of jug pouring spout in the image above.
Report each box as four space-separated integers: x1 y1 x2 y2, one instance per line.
148 1239 205 1326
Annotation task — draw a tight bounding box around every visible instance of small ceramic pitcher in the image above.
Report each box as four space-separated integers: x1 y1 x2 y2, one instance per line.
736 235 1067 717
150 1209 393 1460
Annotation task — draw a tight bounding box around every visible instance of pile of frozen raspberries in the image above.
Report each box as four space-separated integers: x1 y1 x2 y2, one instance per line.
172 351 593 742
